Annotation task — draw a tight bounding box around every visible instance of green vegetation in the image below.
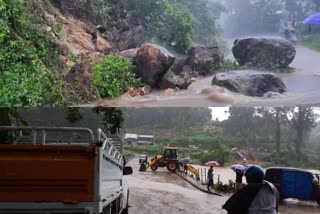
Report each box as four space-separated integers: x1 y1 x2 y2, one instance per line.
0 0 62 106
129 0 193 52
124 107 320 169
299 37 320 52
272 66 296 73
257 150 320 169
93 55 142 98
220 59 247 71
214 180 235 193
124 145 161 157
123 150 134 157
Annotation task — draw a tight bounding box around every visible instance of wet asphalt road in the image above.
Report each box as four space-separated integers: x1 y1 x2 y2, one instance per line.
126 158 320 214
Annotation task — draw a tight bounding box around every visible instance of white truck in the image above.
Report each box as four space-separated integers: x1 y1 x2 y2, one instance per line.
0 126 132 214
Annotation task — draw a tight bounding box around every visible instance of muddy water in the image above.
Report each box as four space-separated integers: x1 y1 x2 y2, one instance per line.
94 45 320 107
126 159 320 213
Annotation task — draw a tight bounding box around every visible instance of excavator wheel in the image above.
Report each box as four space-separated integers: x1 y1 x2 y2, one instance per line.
167 161 178 172
151 164 158 171
139 164 147 172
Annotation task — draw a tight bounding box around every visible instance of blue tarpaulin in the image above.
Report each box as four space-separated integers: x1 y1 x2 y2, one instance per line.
281 171 313 200
303 13 320 25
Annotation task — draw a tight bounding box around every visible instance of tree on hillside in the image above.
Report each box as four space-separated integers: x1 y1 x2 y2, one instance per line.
64 108 84 124
93 107 124 134
0 108 27 143
124 108 211 131
176 0 225 45
291 107 318 156
127 0 193 51
257 107 291 153
222 107 256 141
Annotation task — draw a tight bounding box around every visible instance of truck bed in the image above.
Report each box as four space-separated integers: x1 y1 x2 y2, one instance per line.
0 144 95 203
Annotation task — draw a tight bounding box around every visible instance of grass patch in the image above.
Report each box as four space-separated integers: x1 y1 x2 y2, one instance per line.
220 59 248 72
272 66 296 73
299 37 320 52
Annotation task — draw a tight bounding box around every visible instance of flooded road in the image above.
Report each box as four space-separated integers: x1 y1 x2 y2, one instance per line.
126 158 228 214
126 158 320 214
93 45 320 107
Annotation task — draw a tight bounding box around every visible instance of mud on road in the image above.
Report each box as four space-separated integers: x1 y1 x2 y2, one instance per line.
126 158 320 214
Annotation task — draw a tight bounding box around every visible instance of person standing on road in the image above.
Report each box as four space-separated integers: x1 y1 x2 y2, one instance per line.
222 165 279 214
207 166 214 191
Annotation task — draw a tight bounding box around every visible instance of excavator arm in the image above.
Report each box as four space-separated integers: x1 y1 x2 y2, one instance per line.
187 164 200 180
139 155 164 171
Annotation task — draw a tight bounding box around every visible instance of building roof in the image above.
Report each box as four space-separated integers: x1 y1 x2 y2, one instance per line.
125 133 138 139
138 135 154 139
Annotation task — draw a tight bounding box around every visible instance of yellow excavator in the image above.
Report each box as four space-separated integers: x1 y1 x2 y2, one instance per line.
139 147 179 172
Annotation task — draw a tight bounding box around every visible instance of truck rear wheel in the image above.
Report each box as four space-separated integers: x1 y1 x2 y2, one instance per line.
167 161 178 172
151 164 158 171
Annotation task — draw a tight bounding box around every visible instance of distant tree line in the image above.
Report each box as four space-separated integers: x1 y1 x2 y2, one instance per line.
123 108 212 133
222 107 318 158
221 0 320 37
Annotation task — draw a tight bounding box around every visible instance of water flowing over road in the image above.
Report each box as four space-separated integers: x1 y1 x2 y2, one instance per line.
126 158 320 214
98 45 320 107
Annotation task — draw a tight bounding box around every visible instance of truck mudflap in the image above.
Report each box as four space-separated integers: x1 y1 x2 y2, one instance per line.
0 144 95 203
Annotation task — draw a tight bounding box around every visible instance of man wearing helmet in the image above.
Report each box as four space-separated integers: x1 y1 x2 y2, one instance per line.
222 165 279 214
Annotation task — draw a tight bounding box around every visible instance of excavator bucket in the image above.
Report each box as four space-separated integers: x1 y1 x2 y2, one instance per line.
139 164 147 172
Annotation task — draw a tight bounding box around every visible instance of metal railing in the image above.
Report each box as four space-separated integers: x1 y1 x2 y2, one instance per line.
97 128 123 166
0 126 94 145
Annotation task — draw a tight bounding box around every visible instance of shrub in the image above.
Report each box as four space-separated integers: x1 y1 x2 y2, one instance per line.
93 55 142 98
129 0 193 52
214 179 235 193
0 0 62 106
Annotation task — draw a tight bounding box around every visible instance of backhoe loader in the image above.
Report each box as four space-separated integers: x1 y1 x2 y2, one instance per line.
139 147 179 172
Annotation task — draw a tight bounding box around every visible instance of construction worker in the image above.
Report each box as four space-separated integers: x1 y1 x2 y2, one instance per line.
207 166 214 191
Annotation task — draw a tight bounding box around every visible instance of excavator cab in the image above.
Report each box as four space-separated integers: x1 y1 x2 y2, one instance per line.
163 147 178 160
139 147 179 172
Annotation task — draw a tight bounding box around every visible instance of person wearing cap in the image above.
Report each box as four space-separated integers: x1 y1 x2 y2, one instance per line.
222 165 279 214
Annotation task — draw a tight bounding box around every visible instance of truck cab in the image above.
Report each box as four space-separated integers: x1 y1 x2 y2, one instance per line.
0 126 132 214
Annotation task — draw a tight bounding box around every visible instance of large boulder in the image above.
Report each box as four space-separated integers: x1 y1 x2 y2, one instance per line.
118 48 138 63
158 74 192 90
212 71 287 97
135 44 176 87
232 38 296 69
189 46 222 75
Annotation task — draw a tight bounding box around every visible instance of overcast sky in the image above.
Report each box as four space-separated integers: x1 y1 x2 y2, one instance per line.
210 107 230 121
210 107 320 122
